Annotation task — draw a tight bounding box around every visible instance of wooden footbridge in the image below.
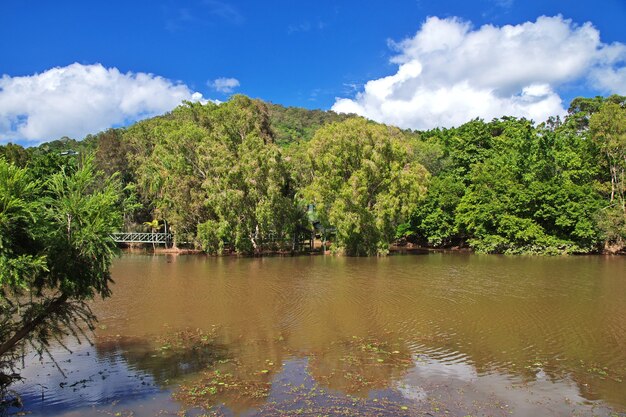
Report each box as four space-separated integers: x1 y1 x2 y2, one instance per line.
111 232 172 245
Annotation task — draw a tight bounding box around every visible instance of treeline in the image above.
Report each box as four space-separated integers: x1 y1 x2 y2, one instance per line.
2 94 625 255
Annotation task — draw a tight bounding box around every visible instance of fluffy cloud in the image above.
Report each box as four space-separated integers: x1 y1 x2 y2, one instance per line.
209 77 240 93
332 15 626 130
0 63 207 143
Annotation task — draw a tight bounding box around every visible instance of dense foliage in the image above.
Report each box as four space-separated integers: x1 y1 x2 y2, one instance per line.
300 118 428 255
266 103 353 146
1 94 625 255
409 117 603 253
0 157 121 392
124 96 304 253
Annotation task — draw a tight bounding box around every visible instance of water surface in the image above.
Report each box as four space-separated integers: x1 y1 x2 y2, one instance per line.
13 254 626 416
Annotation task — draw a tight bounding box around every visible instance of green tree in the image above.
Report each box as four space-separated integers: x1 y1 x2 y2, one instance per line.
27 150 78 180
302 118 429 256
454 118 602 254
590 101 626 251
129 96 301 253
134 118 209 244
0 143 30 168
567 95 626 132
590 102 626 210
0 157 121 387
409 171 465 247
196 97 300 253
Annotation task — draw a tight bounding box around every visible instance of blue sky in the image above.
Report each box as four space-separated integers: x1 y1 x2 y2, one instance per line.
1 0 625 144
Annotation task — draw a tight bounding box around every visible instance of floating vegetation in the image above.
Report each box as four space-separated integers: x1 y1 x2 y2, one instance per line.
259 386 417 417
169 333 418 415
174 359 273 412
579 360 624 383
308 335 413 395
86 327 626 416
154 327 220 357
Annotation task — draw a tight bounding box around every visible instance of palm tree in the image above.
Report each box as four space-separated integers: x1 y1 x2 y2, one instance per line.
144 219 160 250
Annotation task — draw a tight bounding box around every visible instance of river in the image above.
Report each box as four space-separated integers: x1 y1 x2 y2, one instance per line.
11 253 626 416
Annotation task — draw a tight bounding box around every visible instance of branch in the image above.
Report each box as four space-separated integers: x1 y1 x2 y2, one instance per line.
0 293 69 358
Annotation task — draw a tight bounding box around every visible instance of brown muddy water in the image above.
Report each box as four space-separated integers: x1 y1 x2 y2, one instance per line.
11 253 626 416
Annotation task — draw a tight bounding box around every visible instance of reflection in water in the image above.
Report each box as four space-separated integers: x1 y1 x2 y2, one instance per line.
307 335 414 396
15 341 161 414
11 254 626 416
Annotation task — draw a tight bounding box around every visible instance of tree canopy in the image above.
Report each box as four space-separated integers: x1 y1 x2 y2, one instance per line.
125 96 302 253
2 94 625 255
0 157 121 387
301 118 429 255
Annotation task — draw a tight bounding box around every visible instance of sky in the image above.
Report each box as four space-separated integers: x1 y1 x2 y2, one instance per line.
1 0 625 145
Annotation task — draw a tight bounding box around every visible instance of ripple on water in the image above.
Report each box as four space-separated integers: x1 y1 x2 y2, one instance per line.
11 254 626 416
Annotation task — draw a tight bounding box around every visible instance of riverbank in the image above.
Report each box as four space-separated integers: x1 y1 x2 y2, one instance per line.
121 244 457 257
119 243 623 257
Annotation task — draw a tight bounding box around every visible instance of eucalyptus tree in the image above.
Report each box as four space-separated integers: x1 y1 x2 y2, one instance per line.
198 98 299 253
133 118 211 244
589 101 626 250
590 102 626 210
302 118 429 256
130 96 301 253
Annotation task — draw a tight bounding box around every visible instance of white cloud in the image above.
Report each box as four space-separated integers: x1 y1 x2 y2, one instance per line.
0 63 208 143
332 15 626 130
209 77 240 93
589 66 626 94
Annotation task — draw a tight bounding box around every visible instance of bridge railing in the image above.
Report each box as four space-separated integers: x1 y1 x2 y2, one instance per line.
111 232 172 244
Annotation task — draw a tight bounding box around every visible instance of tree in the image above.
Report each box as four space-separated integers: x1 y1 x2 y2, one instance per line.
94 128 130 181
134 119 210 244
409 171 466 247
0 144 30 168
454 118 602 254
130 96 301 253
590 102 626 210
302 118 429 256
567 95 626 132
590 102 626 251
0 157 121 388
195 96 301 253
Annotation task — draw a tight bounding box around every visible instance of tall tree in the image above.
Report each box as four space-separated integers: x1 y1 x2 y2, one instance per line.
0 157 121 385
130 96 301 253
590 101 626 251
302 118 429 256
0 144 30 168
196 96 301 253
590 102 626 210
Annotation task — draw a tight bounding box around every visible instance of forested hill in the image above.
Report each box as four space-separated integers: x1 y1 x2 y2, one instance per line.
266 102 354 145
2 94 625 255
19 101 350 154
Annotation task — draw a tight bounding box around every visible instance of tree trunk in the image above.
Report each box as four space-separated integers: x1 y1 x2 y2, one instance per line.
249 225 260 254
618 168 626 213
